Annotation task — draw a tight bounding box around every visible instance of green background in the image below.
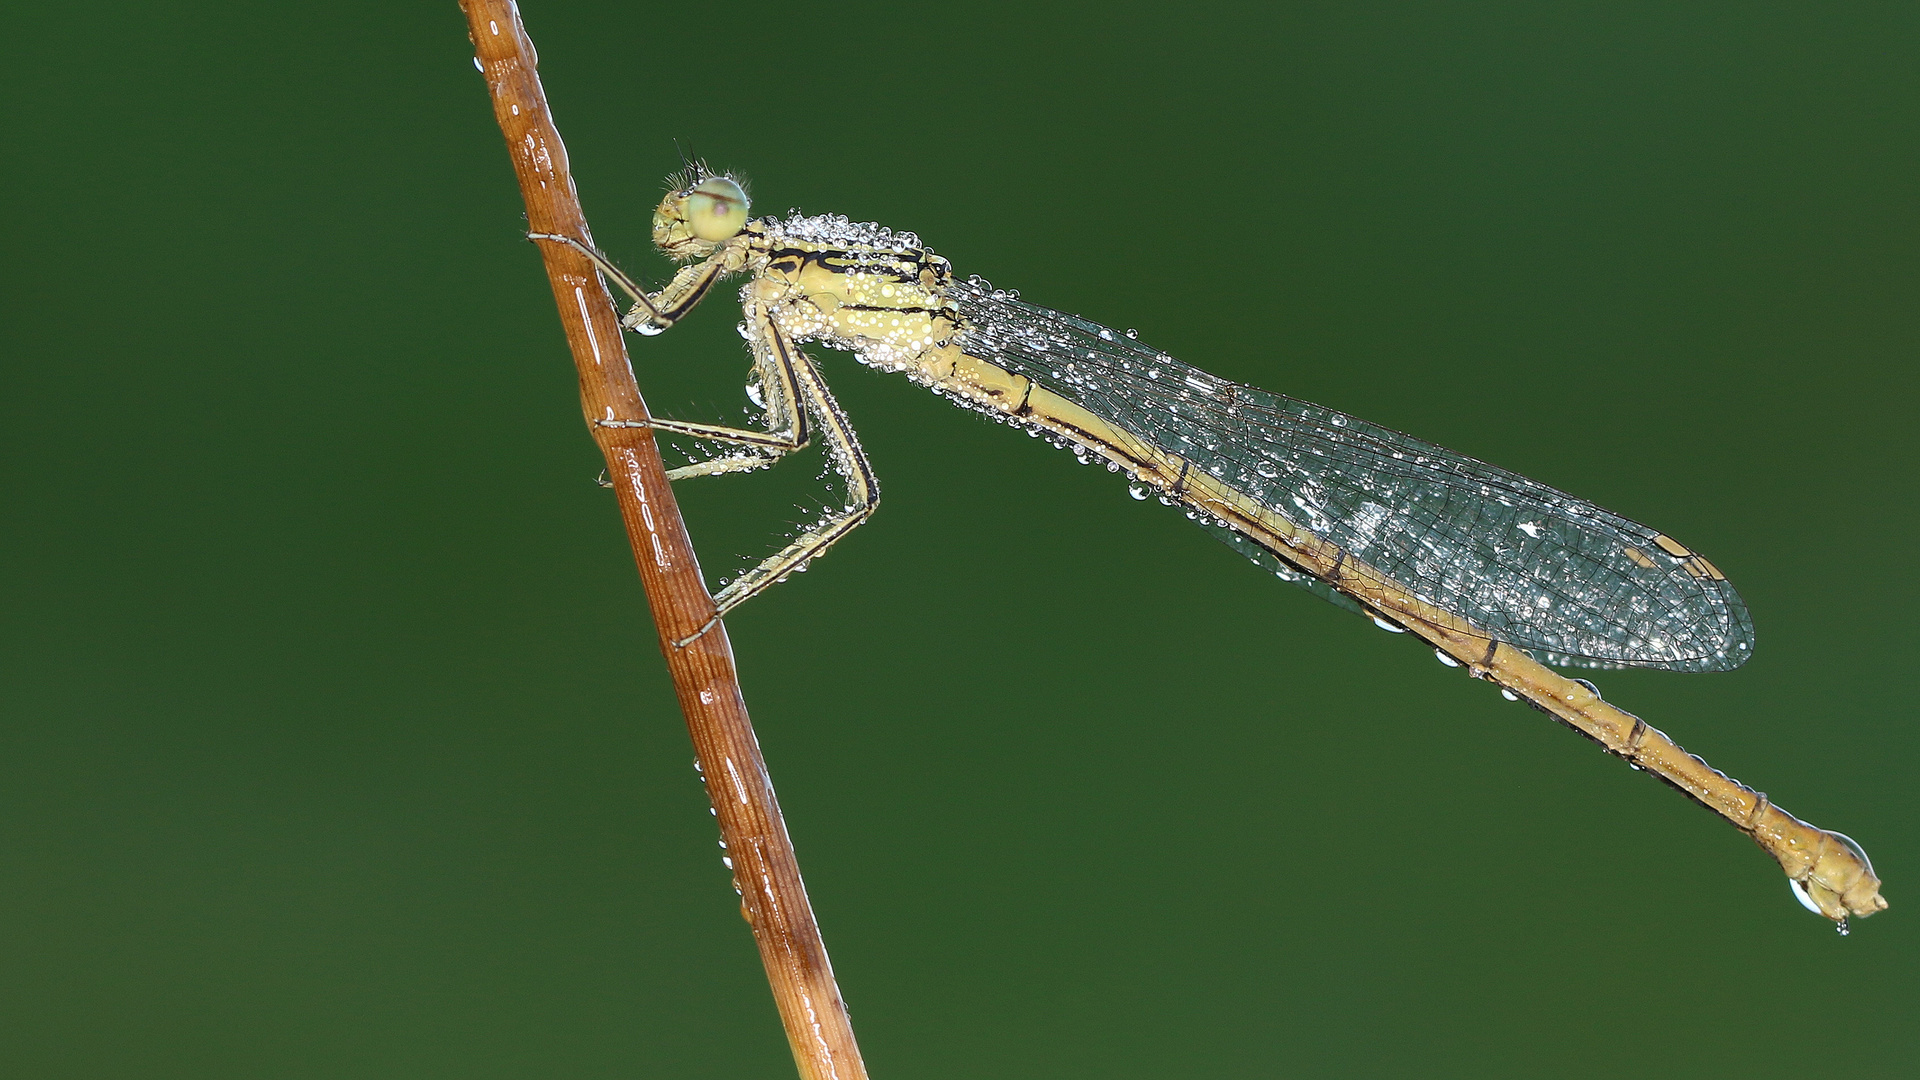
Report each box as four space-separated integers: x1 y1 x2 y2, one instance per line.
5 3 1916 1076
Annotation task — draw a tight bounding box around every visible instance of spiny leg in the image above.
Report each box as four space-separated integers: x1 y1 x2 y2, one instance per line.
528 231 810 477
597 315 812 480
676 308 880 646
601 414 810 481
527 233 878 643
527 231 665 325
528 232 730 331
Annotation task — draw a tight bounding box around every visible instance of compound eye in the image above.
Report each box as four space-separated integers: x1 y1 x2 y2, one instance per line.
685 176 749 242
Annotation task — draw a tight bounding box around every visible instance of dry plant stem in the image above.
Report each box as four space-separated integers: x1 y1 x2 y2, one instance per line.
460 4 868 1078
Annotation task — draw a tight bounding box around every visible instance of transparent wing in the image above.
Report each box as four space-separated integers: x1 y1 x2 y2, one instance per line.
950 279 1754 672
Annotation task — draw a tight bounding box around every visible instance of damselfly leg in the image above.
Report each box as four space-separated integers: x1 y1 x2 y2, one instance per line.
529 229 881 644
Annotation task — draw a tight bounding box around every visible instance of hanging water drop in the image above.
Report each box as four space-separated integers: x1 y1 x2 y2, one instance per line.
1128 482 1152 500
1435 649 1461 668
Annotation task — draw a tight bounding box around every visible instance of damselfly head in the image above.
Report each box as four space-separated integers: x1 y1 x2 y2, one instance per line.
653 170 751 258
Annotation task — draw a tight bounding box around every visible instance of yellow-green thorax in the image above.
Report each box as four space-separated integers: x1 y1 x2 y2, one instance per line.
745 215 963 376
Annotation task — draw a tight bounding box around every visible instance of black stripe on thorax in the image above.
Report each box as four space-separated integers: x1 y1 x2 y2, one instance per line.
764 245 932 284
836 304 943 315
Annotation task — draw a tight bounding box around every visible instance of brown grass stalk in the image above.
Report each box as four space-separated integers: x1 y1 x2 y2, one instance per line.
458 4 868 1077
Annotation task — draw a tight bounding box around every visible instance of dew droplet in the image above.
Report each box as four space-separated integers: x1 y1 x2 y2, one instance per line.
1128 482 1151 500
1499 688 1518 701
1370 615 1406 634
1435 649 1461 668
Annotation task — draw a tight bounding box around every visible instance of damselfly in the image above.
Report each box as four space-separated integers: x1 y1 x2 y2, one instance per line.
532 168 1885 927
